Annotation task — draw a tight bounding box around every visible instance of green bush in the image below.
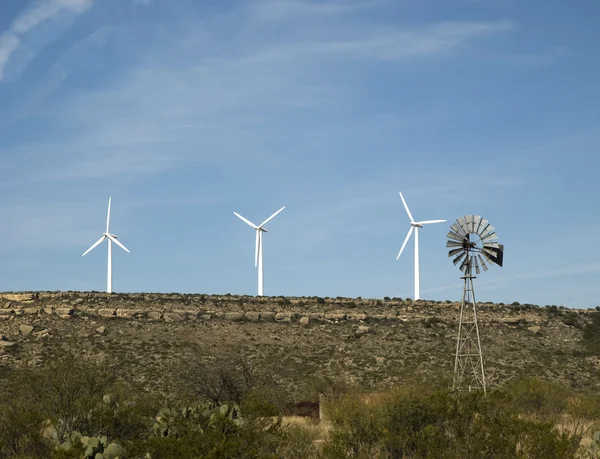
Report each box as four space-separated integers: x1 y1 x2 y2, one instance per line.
324 381 583 459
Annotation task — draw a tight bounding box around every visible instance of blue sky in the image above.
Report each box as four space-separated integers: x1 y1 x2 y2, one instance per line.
0 0 598 307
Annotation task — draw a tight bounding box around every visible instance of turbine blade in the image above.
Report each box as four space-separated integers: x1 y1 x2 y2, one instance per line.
416 219 446 225
396 226 414 260
259 206 285 228
82 236 106 256
399 192 415 223
106 197 112 233
446 240 464 248
254 230 259 268
233 212 258 229
106 234 130 253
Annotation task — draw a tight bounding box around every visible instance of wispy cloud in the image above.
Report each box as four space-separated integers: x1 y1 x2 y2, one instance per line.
250 0 383 21
234 21 513 64
0 0 94 81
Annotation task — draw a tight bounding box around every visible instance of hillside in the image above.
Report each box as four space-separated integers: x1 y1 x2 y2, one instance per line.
0 292 599 402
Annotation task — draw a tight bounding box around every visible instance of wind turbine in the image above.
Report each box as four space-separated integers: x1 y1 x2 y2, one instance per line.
396 192 445 300
233 206 285 296
82 197 130 293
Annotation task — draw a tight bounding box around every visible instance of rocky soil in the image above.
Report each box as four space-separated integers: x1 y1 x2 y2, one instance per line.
1 292 599 400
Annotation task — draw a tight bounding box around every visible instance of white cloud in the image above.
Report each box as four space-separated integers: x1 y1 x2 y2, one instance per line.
233 21 512 64
251 0 382 21
0 34 20 80
0 0 95 82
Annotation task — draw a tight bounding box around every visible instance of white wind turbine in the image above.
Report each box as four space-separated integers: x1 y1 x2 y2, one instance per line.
82 197 130 293
396 192 445 300
233 206 285 296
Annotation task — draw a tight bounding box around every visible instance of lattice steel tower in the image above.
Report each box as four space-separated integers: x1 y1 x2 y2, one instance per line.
446 215 503 394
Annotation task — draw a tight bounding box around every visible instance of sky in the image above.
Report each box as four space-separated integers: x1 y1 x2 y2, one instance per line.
0 0 599 308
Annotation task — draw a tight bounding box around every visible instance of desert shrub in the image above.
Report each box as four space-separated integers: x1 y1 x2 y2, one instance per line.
276 424 321 459
12 354 117 441
126 407 282 459
0 400 51 458
323 383 581 459
583 312 600 355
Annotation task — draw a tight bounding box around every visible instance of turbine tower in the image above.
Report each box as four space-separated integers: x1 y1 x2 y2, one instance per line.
396 192 445 300
233 206 285 296
82 197 130 293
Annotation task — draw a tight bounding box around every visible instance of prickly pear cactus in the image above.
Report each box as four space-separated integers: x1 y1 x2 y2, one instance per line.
152 402 243 437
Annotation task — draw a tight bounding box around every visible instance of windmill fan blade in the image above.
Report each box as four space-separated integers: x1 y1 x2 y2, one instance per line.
482 233 498 243
472 216 483 235
396 227 414 260
233 212 258 229
466 215 474 233
483 241 500 248
474 256 480 275
452 251 467 265
478 255 489 272
106 234 130 253
255 230 259 268
446 240 464 248
399 192 415 223
82 236 105 256
259 206 285 228
477 223 490 236
480 225 496 239
447 231 464 242
481 247 497 258
476 218 488 235
451 222 466 237
448 248 464 257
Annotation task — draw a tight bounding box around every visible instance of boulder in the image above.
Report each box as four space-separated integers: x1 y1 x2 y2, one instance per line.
148 311 163 321
224 312 244 321
23 307 40 315
56 307 74 319
244 312 261 322
98 309 116 318
116 309 134 318
260 311 276 322
528 326 541 334
43 306 54 315
275 312 292 323
34 329 50 339
356 325 370 335
163 312 185 323
19 324 34 337
96 326 106 334
299 316 310 326
325 313 346 321
348 313 368 321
